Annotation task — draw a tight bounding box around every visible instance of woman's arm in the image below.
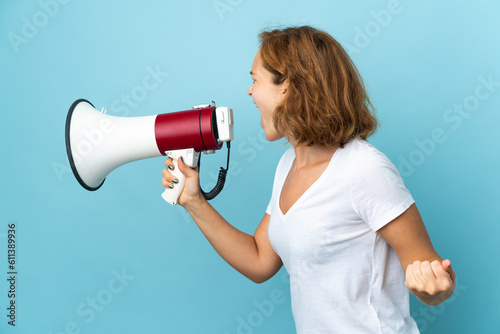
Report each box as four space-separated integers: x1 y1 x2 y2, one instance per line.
162 157 282 283
377 203 456 306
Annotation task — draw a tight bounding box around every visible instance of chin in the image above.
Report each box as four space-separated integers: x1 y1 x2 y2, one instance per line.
263 131 283 142
261 121 283 142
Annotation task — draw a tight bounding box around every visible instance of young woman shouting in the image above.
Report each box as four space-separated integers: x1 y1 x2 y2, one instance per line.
162 26 456 333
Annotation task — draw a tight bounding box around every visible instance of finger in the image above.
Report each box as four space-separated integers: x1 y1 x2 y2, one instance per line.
431 260 451 281
420 261 436 281
164 157 174 170
161 177 174 189
161 168 172 180
442 259 456 282
161 169 179 186
405 264 423 290
431 260 453 291
412 261 424 282
440 259 455 281
441 259 451 271
405 264 417 289
177 157 196 177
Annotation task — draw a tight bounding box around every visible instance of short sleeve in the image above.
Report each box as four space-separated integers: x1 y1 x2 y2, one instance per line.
349 148 415 231
266 201 272 215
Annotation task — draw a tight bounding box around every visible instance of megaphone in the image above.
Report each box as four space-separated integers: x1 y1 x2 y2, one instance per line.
65 99 234 204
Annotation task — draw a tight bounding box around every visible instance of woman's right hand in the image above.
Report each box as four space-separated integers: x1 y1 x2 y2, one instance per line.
161 157 204 208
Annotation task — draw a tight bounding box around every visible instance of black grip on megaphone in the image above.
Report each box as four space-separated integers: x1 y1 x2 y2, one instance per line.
199 142 231 200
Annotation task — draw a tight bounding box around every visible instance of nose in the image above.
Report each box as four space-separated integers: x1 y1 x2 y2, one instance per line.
247 84 253 96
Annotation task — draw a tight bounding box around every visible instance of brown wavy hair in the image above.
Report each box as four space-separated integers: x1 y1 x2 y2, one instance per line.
258 26 378 147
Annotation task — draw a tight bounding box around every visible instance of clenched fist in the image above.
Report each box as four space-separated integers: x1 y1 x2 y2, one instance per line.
405 259 456 306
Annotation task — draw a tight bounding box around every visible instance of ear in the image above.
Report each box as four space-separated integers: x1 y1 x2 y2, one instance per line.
281 79 289 96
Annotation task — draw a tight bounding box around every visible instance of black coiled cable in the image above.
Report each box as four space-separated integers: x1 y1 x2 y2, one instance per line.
199 142 231 200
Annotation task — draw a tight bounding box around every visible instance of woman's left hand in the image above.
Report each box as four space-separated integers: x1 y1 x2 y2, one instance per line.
405 259 456 306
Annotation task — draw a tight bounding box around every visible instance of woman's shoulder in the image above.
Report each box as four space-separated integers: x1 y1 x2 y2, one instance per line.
342 137 379 158
340 137 397 174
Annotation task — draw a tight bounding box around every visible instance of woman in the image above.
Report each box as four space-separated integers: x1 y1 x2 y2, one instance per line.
162 26 456 333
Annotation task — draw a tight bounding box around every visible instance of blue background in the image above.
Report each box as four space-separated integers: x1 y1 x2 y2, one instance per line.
1 0 499 333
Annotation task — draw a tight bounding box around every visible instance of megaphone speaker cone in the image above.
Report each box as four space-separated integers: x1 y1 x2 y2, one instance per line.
65 99 104 191
65 99 162 191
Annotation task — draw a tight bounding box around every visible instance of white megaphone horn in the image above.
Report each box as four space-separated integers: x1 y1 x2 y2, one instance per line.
65 99 234 204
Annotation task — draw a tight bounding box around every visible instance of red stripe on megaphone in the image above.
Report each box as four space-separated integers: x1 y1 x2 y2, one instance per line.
154 106 221 154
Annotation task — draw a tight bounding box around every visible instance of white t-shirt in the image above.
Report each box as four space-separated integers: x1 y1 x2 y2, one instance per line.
266 137 419 333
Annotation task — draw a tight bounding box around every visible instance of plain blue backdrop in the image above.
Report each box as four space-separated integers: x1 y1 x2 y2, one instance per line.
1 0 499 333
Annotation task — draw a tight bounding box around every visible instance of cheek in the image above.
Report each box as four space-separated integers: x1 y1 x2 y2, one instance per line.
253 84 282 119
255 89 272 108
252 85 263 102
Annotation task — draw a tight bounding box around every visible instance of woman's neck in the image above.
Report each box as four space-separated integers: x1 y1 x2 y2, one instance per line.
292 144 338 170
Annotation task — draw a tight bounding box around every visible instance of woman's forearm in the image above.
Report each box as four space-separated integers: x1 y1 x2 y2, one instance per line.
183 198 266 283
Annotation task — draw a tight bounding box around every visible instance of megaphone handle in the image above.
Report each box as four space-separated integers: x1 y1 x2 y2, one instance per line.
161 149 199 205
